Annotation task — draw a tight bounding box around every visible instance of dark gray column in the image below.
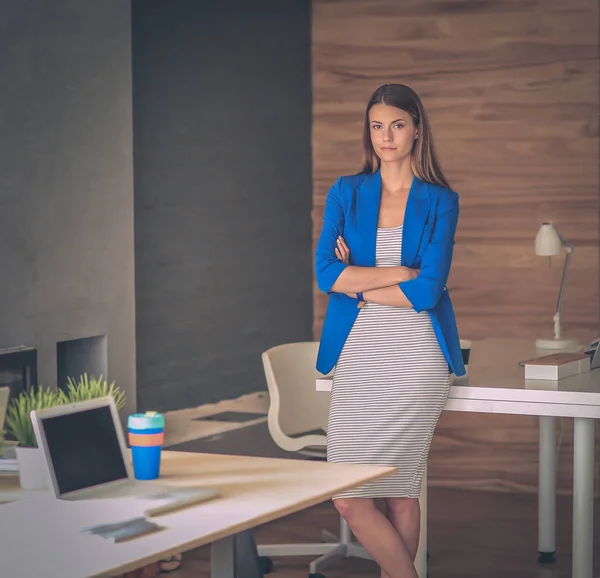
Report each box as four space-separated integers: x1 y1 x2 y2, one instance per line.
0 1 136 413
132 0 313 411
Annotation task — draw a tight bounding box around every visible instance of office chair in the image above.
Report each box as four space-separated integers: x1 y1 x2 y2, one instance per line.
256 341 373 578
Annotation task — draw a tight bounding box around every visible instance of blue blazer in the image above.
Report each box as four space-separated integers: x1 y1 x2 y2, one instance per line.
315 171 466 377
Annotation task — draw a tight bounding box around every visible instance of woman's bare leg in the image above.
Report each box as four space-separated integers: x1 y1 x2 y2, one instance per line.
386 498 421 560
380 497 421 578
334 497 417 578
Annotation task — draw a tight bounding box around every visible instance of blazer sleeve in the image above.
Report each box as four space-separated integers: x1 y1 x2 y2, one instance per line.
398 191 459 313
315 177 348 293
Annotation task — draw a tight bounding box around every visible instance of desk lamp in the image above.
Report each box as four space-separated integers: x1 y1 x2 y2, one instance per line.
534 222 579 349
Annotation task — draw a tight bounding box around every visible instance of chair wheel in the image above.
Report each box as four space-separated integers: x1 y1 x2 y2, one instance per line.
259 556 274 574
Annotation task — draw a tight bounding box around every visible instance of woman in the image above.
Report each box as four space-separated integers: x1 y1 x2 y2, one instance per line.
315 83 465 578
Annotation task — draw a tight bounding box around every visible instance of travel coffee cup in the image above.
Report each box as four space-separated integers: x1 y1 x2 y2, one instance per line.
127 411 165 480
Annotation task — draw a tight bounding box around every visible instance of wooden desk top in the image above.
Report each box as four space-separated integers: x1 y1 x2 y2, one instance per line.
0 450 394 578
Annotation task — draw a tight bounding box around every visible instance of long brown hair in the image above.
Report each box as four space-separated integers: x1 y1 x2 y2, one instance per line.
361 84 450 189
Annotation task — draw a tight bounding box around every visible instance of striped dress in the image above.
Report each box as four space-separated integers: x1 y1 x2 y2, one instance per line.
327 225 450 499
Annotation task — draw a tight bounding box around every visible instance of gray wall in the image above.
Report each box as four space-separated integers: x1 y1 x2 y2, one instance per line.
132 0 313 411
0 1 137 414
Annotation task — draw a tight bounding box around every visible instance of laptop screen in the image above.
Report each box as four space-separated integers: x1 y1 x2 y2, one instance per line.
41 405 128 495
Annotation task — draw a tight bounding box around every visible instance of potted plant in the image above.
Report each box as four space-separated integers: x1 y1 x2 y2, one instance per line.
5 386 65 490
6 373 126 490
64 373 126 410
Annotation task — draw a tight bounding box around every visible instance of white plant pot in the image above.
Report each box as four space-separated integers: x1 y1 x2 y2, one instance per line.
15 446 48 491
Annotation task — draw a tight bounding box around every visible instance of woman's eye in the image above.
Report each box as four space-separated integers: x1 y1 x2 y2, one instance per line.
394 124 404 129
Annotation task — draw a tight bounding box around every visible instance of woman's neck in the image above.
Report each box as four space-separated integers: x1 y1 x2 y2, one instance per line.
379 160 414 194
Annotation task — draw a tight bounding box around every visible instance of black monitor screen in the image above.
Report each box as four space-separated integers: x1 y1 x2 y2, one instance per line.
41 405 128 495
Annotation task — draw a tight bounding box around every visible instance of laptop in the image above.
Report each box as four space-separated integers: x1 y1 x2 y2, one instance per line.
586 338 600 370
30 396 218 516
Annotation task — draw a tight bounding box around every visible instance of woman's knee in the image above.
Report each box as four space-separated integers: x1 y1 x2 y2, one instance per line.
385 497 419 517
333 497 372 522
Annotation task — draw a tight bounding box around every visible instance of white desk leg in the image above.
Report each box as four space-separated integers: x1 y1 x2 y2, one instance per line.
415 467 427 578
538 415 557 562
211 536 235 578
572 417 595 578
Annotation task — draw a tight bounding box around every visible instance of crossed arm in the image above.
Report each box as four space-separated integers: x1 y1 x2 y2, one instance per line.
315 180 459 311
332 237 417 307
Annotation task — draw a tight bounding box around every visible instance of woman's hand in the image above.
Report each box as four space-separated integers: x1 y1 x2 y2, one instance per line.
335 236 350 264
334 237 357 298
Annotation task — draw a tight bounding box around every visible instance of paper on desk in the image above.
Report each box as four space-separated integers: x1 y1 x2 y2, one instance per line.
4 492 176 532
82 516 165 543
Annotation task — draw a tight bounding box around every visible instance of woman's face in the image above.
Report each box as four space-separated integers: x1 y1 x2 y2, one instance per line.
369 103 417 165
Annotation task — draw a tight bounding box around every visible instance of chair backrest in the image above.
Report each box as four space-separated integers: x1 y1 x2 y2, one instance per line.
262 342 330 440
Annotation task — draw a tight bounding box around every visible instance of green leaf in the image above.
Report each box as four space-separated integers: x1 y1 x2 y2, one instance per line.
5 386 65 447
65 373 126 410
5 374 127 448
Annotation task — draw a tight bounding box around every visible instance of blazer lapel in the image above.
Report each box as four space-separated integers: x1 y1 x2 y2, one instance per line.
356 171 382 266
401 177 431 267
356 172 431 267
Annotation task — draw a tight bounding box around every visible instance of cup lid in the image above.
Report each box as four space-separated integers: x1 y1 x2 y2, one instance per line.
128 411 165 430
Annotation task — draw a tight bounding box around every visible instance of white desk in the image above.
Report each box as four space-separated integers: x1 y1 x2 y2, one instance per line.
317 337 599 578
0 450 394 578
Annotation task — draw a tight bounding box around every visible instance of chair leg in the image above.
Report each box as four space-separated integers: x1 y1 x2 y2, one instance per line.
320 530 338 543
257 514 372 576
339 517 353 545
308 543 347 574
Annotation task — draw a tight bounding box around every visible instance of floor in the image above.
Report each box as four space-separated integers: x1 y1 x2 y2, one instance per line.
164 491 597 578
163 421 600 578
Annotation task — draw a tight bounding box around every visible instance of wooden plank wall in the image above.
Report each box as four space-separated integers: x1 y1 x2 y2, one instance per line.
311 0 599 495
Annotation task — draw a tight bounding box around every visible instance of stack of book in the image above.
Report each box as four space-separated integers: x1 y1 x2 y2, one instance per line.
0 457 18 473
521 352 591 380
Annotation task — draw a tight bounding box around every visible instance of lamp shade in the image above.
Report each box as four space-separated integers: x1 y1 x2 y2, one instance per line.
535 222 562 256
